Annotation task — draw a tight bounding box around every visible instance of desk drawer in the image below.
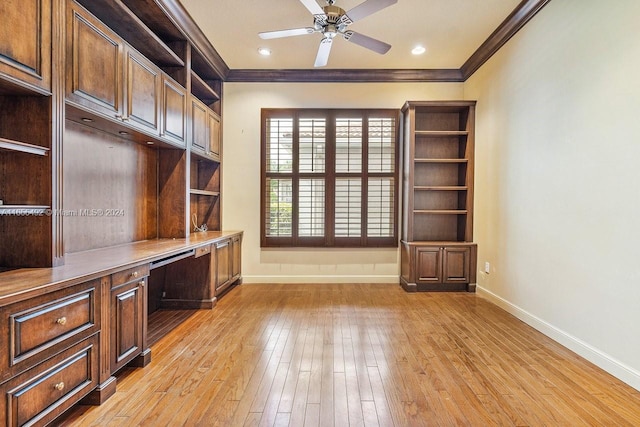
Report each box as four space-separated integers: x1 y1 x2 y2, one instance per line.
111 264 150 288
1 280 100 381
194 244 211 258
1 334 99 427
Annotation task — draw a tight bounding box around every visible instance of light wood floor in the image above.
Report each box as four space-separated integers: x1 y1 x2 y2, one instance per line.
61 283 640 426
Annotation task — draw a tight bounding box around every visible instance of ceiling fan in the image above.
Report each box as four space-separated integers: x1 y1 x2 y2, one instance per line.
259 0 397 67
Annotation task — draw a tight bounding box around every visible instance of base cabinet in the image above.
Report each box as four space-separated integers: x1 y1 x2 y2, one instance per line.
213 234 242 297
110 266 149 373
401 242 477 292
0 333 100 427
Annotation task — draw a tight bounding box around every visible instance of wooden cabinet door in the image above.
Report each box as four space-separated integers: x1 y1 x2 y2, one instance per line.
0 0 51 93
190 98 208 153
415 246 442 283
124 47 160 134
208 111 221 157
161 75 186 147
110 278 145 372
231 235 241 280
214 239 232 294
66 1 124 119
442 247 471 284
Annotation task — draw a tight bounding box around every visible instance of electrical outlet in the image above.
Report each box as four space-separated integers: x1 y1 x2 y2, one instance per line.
484 262 491 274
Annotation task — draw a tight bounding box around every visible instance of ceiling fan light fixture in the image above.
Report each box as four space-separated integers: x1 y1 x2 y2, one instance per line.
411 45 426 55
258 47 272 56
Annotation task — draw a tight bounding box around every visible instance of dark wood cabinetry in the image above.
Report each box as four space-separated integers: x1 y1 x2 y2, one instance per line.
0 335 100 427
400 101 477 292
109 265 149 372
160 74 187 147
213 238 232 294
0 0 52 94
212 234 242 296
0 279 101 425
66 1 124 118
190 97 221 160
124 47 161 134
1 0 240 424
402 242 477 291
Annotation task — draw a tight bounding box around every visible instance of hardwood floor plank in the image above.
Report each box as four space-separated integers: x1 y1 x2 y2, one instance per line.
304 402 321 427
59 284 640 427
366 366 395 427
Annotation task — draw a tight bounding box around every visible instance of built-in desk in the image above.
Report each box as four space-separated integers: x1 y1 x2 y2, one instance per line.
0 231 242 425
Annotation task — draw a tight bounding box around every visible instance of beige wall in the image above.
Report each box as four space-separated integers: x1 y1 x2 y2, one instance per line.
221 82 463 283
465 0 640 388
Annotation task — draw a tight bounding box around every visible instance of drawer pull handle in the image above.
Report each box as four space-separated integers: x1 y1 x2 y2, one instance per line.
131 271 139 278
55 317 67 325
54 382 65 391
139 281 145 287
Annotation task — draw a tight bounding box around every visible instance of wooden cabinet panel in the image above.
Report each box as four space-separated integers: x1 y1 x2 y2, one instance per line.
110 277 145 372
208 111 221 157
0 0 51 92
191 98 208 153
12 292 92 361
416 246 442 283
124 47 160 134
67 1 123 118
231 235 241 280
442 246 470 284
0 334 99 427
161 75 186 147
212 234 242 297
401 242 476 291
214 239 232 295
0 279 100 383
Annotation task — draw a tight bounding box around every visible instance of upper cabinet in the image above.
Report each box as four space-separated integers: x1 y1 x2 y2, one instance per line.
66 2 124 119
124 47 161 135
0 0 52 94
191 97 221 161
160 74 187 147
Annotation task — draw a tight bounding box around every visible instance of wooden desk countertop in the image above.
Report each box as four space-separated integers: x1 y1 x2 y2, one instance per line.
0 231 243 305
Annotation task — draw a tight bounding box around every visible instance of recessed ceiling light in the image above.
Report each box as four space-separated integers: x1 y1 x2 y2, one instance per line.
81 118 93 123
411 46 426 55
258 47 272 56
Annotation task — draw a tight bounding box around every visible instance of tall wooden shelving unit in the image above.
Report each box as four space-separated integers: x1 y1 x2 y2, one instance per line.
400 101 477 292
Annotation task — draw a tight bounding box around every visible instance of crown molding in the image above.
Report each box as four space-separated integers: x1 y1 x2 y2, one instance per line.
460 0 552 80
226 68 463 83
157 0 230 79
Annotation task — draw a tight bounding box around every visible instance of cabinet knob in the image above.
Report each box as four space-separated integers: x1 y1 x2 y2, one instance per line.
55 317 67 325
139 280 145 287
131 271 139 278
54 382 65 391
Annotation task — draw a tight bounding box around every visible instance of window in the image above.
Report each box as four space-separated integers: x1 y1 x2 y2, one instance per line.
261 109 399 247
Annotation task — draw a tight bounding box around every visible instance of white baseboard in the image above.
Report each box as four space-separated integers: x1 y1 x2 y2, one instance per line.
477 286 640 392
241 275 399 284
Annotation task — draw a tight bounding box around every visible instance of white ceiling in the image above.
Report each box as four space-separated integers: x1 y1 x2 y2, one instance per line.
178 0 522 70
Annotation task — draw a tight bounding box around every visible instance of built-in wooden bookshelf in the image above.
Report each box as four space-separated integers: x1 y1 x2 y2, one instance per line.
400 101 477 292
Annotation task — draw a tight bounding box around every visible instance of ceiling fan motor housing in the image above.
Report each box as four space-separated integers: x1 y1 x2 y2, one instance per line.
317 4 349 35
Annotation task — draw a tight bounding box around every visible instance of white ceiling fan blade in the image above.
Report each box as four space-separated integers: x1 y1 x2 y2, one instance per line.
343 31 391 54
314 37 333 67
342 0 397 24
299 0 326 17
259 27 316 40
